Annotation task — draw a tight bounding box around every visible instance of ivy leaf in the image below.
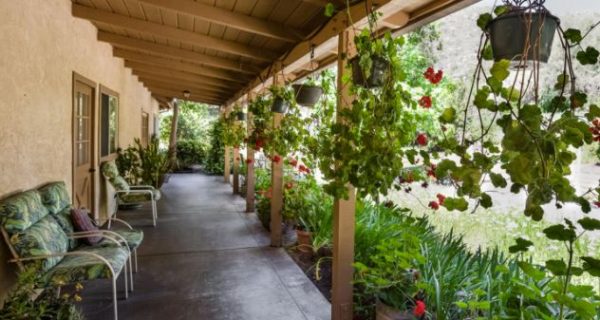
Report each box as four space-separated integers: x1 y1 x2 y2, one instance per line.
442 197 469 212
489 172 507 188
576 46 599 65
586 104 600 121
564 28 583 45
578 217 600 231
482 44 494 61
570 92 587 108
480 192 492 208
545 259 567 276
509 237 534 253
543 224 576 242
494 5 509 16
569 284 595 298
524 203 544 221
477 13 493 31
324 3 335 17
490 60 511 82
439 107 456 124
518 261 546 281
554 74 569 91
581 256 600 277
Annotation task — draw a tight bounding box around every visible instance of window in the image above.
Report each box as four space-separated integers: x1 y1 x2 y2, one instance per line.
100 87 118 158
141 112 149 146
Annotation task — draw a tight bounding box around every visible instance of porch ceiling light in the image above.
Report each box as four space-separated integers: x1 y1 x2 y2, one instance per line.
183 90 191 99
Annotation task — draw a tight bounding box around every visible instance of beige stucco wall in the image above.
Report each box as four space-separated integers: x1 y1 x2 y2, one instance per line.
0 0 159 299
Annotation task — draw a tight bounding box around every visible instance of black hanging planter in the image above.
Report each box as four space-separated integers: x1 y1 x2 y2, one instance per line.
271 97 290 113
350 55 390 88
236 112 247 121
292 84 323 107
487 9 559 63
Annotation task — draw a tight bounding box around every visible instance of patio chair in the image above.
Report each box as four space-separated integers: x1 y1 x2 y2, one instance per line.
101 160 160 227
38 181 144 273
0 190 130 320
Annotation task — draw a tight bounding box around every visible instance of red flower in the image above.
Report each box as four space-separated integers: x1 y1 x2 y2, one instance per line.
246 159 253 164
419 96 432 108
416 133 428 146
414 300 426 317
427 164 437 178
428 201 440 210
436 193 446 205
285 182 294 190
272 155 281 163
595 201 600 208
424 66 443 84
236 157 240 161
591 118 600 142
289 158 298 167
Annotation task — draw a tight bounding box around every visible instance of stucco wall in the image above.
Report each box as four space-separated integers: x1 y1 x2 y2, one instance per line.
0 0 159 299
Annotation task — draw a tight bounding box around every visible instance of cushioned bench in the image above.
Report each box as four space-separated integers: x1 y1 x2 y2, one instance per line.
0 183 141 320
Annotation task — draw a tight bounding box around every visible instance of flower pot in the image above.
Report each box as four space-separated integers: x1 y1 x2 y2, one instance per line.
351 55 390 88
487 10 559 63
376 301 414 320
271 97 289 113
292 84 323 107
236 112 247 121
296 229 313 253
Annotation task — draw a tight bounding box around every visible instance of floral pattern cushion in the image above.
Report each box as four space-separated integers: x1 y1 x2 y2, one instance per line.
0 190 50 234
111 176 130 192
101 161 130 192
102 229 144 250
51 208 78 250
9 216 69 272
43 246 129 285
38 182 71 215
119 189 161 203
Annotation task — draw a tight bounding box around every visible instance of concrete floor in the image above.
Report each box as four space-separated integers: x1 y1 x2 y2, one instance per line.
79 173 331 320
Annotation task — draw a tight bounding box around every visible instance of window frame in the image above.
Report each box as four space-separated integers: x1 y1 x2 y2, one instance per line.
99 85 119 161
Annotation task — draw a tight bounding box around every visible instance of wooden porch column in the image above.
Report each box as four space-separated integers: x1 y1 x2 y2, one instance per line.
224 146 230 184
232 147 240 193
270 73 285 247
331 27 357 320
246 92 256 212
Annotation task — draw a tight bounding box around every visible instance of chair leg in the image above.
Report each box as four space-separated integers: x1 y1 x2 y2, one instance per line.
134 249 139 273
124 264 129 300
152 200 157 227
112 277 118 320
129 254 134 292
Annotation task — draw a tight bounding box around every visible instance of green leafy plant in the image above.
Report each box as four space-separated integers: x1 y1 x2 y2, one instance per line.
134 137 170 188
175 139 207 169
269 85 294 104
115 146 140 185
204 119 225 174
220 113 246 148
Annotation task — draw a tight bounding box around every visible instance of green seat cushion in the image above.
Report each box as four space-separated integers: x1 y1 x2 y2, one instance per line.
119 189 161 203
0 190 50 234
43 246 129 285
10 216 69 272
101 161 130 191
101 229 144 250
51 207 78 249
38 182 71 215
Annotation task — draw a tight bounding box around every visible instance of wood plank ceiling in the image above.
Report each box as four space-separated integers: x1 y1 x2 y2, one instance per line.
71 0 478 107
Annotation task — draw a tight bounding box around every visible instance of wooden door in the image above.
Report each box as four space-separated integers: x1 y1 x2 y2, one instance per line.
73 79 95 209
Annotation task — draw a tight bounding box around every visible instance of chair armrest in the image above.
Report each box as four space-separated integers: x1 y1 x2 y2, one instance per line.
68 231 131 256
10 251 117 279
115 189 154 200
130 185 155 190
105 218 134 230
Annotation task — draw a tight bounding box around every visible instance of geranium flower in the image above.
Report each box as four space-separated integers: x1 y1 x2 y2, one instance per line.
419 96 432 108
289 158 298 167
414 300 426 317
272 155 281 163
591 118 600 142
416 133 428 146
285 182 294 190
246 159 253 164
427 164 437 178
436 194 446 205
424 66 443 84
595 201 600 208
428 201 440 210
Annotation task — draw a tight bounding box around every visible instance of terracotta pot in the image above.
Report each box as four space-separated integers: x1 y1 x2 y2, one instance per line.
296 229 313 253
376 301 414 320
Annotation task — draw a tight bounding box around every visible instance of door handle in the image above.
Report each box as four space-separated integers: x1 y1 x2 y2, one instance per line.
89 168 96 173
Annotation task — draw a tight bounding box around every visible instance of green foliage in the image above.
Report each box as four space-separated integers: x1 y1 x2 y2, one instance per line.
0 268 85 320
220 113 246 148
116 146 140 185
159 101 214 144
175 139 207 169
204 119 225 175
115 137 170 188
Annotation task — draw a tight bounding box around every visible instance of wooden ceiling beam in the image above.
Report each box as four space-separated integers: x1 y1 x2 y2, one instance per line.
98 32 262 75
138 77 231 95
137 0 306 42
72 4 278 62
147 85 224 99
113 48 248 83
132 70 234 91
149 88 224 105
126 62 242 89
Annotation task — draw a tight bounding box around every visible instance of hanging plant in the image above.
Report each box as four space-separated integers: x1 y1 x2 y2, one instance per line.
481 0 560 63
233 104 246 121
220 112 246 148
263 98 312 159
292 77 324 108
247 95 273 151
269 85 294 113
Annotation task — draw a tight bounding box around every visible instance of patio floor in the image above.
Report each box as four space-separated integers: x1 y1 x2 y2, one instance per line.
79 173 330 320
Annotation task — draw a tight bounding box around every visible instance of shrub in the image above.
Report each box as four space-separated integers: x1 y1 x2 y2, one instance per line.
204 120 225 174
176 140 207 169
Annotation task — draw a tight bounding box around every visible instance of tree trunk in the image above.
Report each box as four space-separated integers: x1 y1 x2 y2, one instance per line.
168 100 180 168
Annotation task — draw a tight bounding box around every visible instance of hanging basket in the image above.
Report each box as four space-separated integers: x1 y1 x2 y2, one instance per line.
487 9 559 63
236 112 247 121
271 97 290 113
351 55 390 88
292 84 323 107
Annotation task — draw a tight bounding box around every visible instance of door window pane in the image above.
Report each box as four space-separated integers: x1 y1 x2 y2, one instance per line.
101 93 118 157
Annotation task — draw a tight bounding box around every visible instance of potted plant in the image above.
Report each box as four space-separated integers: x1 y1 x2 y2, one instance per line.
269 85 294 113
483 0 559 63
292 77 323 107
351 54 390 88
233 104 247 121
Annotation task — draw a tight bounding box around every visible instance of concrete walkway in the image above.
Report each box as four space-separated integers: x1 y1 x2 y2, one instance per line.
80 173 330 320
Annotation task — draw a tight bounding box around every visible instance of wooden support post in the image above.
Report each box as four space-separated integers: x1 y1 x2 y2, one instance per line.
246 92 256 212
331 27 357 320
224 146 230 184
270 74 285 247
233 147 240 194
